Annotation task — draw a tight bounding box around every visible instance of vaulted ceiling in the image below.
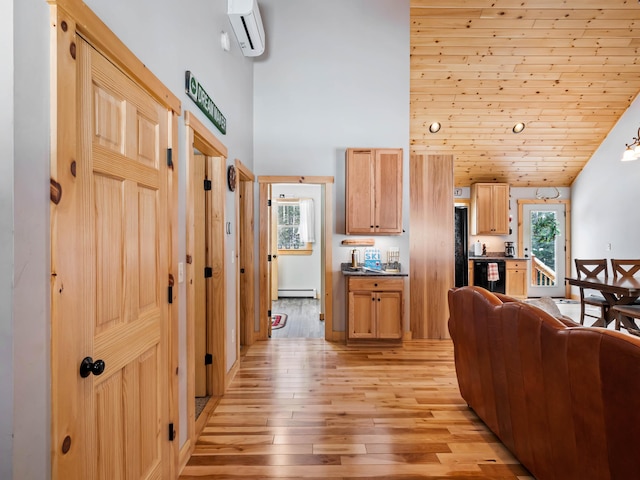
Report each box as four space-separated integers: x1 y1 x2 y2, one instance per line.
410 0 640 187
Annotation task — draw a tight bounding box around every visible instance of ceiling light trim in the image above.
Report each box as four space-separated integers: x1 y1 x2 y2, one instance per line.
512 123 525 134
428 122 441 133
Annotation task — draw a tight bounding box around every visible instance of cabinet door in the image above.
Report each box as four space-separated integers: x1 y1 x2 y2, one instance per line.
491 184 510 235
474 184 494 234
346 150 375 234
349 290 376 338
376 291 402 339
471 183 509 235
506 263 527 298
375 149 403 234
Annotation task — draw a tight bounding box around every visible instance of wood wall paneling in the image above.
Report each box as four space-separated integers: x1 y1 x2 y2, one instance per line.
410 154 454 339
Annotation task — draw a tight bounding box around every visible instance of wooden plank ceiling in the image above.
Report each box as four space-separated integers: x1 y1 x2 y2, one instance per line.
410 0 640 186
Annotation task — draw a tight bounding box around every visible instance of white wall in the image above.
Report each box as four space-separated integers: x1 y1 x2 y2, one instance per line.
9 0 51 479
253 0 410 331
571 94 640 272
272 184 322 296
1 2 15 478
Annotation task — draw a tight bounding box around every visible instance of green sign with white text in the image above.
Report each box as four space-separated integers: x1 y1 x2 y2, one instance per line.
185 71 227 135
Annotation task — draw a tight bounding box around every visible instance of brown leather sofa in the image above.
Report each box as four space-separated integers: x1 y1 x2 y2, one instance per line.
448 286 640 480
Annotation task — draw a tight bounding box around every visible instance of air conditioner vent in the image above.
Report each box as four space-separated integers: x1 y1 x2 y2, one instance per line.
227 0 265 57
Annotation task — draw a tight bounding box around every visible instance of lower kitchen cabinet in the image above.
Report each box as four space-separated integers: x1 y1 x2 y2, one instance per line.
506 260 528 299
347 277 403 343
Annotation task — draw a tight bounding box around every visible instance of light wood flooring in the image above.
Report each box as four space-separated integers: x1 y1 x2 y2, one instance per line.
271 298 324 339
180 339 533 479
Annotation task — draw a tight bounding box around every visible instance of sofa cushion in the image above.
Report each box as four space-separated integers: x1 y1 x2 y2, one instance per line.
525 296 580 327
526 296 563 318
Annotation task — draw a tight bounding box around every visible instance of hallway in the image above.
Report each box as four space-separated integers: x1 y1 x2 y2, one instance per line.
179 339 531 479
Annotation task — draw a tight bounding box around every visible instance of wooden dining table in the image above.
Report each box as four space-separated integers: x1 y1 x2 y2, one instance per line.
565 275 640 327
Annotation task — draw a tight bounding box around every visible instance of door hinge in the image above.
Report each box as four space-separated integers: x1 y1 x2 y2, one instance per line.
268 309 271 317
168 274 175 304
204 267 213 278
166 148 173 169
205 353 213 365
267 199 272 207
204 179 212 191
168 423 175 442
268 254 272 262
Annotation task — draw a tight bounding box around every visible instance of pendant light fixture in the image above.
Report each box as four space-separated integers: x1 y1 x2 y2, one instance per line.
622 127 640 161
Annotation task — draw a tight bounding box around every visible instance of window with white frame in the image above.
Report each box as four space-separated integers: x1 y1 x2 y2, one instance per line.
277 200 313 255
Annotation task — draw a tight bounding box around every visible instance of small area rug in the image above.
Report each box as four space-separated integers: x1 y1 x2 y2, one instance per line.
271 313 288 330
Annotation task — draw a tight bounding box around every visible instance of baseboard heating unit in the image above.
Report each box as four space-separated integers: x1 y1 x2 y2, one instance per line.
278 288 317 298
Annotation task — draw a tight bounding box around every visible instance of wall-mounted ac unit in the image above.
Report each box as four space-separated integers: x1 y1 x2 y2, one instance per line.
227 0 265 57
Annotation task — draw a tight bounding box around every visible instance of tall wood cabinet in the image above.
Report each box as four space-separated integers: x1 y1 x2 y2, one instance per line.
347 277 403 343
470 183 509 235
345 148 403 235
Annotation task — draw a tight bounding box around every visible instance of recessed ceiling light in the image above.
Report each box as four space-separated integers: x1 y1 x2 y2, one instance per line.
429 122 441 133
512 122 525 134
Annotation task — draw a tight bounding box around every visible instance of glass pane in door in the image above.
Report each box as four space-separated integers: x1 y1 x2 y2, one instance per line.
523 203 566 298
531 210 559 286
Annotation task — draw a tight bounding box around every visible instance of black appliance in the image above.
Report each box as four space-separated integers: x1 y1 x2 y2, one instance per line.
454 206 468 287
473 260 506 294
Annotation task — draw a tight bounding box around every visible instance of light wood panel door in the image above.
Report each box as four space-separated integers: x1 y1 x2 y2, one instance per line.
236 162 255 347
193 155 207 397
52 38 171 479
270 191 279 301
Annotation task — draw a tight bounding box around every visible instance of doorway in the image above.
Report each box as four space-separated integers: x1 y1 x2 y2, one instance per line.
236 160 255 349
258 176 335 341
271 184 323 338
518 199 571 298
185 112 227 450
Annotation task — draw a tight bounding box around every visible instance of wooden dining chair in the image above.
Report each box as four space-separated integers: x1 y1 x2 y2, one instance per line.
574 259 609 325
611 259 640 308
611 259 640 278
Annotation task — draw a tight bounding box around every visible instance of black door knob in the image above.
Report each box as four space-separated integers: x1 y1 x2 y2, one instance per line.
80 357 105 378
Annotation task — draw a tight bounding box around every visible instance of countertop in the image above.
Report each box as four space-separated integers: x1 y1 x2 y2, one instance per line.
341 263 408 277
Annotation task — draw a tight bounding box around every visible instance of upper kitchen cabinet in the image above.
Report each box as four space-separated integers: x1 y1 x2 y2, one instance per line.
345 148 403 235
470 183 509 235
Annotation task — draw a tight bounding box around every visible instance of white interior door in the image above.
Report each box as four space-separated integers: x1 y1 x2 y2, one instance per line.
523 203 566 298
